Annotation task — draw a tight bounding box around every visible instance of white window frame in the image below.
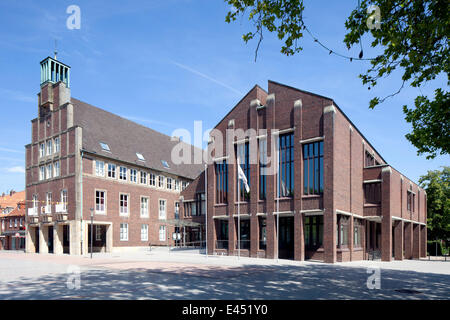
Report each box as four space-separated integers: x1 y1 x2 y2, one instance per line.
119 166 127 181
167 177 172 190
130 169 137 183
119 193 129 216
140 171 147 185
159 199 167 220
149 173 156 186
46 164 53 179
141 224 148 241
53 161 60 177
158 175 164 188
95 160 105 177
159 225 166 242
95 190 106 214
60 190 68 212
54 137 60 153
107 163 116 179
120 223 128 241
46 192 52 213
39 143 45 158
46 140 52 156
140 196 149 218
39 166 45 181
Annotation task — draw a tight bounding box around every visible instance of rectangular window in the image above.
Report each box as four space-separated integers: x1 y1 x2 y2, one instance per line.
337 215 349 247
159 199 166 219
53 161 60 177
364 183 381 204
96 190 106 213
95 160 105 177
61 190 68 211
46 164 53 179
107 163 116 179
158 175 164 188
46 192 52 213
304 215 324 248
354 218 363 247
159 225 166 241
120 194 129 215
259 138 267 200
140 197 149 217
141 224 148 241
182 181 188 190
407 191 415 212
119 166 127 180
39 143 45 158
215 161 228 204
95 225 102 241
149 173 156 186
130 169 137 183
39 166 45 181
120 223 128 241
278 133 294 197
175 202 180 219
303 141 323 195
14 219 17 228
167 177 172 190
174 180 180 191
46 140 52 156
140 171 147 184
236 142 250 201
259 217 267 250
54 137 60 153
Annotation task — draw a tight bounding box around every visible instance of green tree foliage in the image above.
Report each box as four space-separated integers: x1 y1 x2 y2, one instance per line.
419 166 450 241
225 0 449 159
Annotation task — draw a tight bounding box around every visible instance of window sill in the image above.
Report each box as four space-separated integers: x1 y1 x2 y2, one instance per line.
301 194 322 199
95 211 106 215
214 203 228 207
275 197 293 201
364 203 381 207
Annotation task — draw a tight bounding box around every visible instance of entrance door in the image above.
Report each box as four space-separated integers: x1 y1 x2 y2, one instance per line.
35 228 40 253
278 217 294 260
48 226 54 253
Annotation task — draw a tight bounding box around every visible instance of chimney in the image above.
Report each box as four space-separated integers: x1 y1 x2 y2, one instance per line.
9 190 15 196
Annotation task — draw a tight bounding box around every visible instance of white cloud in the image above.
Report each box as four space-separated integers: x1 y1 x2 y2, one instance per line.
6 166 25 173
0 147 24 154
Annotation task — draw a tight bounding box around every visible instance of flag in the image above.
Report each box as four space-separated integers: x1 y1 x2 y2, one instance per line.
237 158 250 193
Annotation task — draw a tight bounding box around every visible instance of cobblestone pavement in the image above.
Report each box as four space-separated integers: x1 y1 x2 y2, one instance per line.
0 250 448 300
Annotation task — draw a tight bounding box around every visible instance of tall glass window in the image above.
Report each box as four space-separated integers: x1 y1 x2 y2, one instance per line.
278 133 294 197
303 141 323 195
304 215 323 248
259 138 267 200
215 161 228 204
236 142 250 201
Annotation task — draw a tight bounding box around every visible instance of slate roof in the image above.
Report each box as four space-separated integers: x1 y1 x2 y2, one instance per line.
71 98 204 180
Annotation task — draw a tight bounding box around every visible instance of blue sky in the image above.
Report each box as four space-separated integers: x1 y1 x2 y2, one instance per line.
0 0 448 193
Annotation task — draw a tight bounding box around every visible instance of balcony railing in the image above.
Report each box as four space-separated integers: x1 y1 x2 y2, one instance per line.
27 207 38 216
235 239 250 250
215 240 229 250
55 204 67 213
41 205 52 215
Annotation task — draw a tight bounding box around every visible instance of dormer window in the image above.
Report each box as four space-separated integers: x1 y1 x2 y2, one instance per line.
99 142 110 152
161 160 170 169
136 153 145 161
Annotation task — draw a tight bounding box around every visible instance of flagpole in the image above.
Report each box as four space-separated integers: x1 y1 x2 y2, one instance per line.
205 163 208 259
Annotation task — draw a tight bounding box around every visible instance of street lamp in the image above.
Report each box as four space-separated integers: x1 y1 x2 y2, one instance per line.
90 208 94 259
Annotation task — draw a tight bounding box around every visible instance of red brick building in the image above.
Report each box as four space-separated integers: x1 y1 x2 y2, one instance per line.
0 201 26 250
181 81 427 263
25 56 203 255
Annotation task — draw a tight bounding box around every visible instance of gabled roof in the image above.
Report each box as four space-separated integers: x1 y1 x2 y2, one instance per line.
71 98 205 180
0 191 25 209
4 201 26 218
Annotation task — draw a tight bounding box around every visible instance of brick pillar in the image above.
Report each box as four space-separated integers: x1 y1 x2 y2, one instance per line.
413 223 420 259
206 163 215 255
39 224 48 254
349 215 354 261
54 224 63 254
404 222 413 259
293 99 304 261
394 220 403 260
323 104 336 263
381 166 392 261
420 225 427 258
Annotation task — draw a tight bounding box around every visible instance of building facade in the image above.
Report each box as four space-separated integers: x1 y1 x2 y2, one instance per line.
25 56 203 255
181 81 427 263
0 201 26 250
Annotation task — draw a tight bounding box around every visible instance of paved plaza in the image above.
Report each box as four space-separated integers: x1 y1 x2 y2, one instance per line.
0 249 448 300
